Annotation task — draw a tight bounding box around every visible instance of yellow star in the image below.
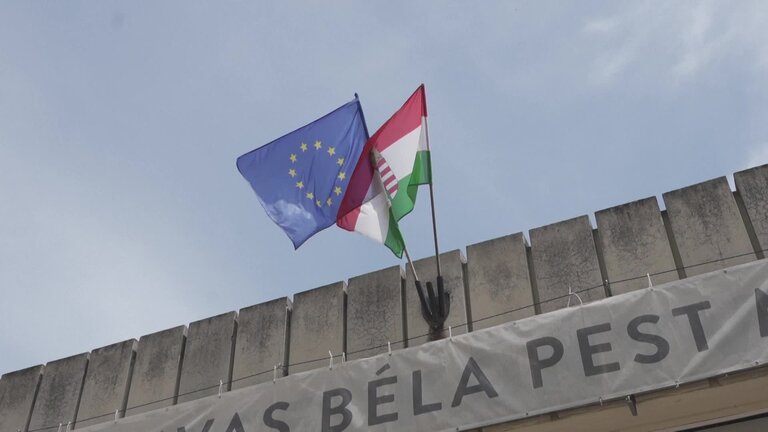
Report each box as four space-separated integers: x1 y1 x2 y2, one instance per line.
300 143 308 152
306 192 314 199
295 181 304 189
288 168 297 177
314 140 322 150
336 157 344 166
326 197 333 206
327 146 335 156
289 154 297 163
337 171 346 181
316 199 322 207
334 186 342 196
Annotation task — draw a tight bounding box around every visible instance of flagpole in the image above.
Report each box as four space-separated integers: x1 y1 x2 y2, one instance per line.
369 143 434 318
403 246 419 282
422 111 446 320
423 109 442 278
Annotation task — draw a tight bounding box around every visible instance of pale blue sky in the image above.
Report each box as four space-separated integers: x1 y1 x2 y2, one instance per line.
1 1 767 374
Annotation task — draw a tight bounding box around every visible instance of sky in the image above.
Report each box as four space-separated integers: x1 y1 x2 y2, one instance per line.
1 1 767 375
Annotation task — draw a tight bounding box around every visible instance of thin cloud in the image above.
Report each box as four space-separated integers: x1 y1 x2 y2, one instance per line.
582 1 768 86
746 142 768 170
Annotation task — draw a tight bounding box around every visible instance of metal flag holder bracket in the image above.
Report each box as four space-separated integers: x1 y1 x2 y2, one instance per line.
414 275 450 332
404 244 450 334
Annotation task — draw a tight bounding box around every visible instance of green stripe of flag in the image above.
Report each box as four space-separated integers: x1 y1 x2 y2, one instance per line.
383 211 405 258
388 150 431 221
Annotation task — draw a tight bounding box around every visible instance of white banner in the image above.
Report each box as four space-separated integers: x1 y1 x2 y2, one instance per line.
81 259 768 432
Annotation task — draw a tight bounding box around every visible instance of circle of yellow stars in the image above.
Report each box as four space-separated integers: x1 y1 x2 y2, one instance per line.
289 140 347 208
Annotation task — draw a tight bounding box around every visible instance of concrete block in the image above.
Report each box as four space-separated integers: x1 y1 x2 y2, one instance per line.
0 365 42 432
663 177 755 276
595 197 678 295
529 216 605 314
346 265 404 360
288 282 345 374
177 311 237 404
232 298 292 389
405 250 468 346
125 325 186 417
75 339 136 429
28 353 88 432
734 164 768 254
466 233 535 331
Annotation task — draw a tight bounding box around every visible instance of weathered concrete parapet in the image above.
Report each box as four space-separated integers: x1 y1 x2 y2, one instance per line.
529 215 605 313
663 177 755 276
28 353 88 432
288 281 346 374
0 365 42 432
466 233 535 330
177 311 237 404
595 197 678 295
75 339 137 429
405 250 467 346
232 298 292 389
734 164 768 256
346 265 404 360
9 165 768 429
125 325 186 416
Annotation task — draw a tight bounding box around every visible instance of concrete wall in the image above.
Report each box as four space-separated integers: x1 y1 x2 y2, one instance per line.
288 281 346 374
466 233 534 330
176 312 237 404
0 365 42 432
663 177 755 276
346 265 404 360
125 325 186 417
529 216 605 313
595 197 678 294
4 164 768 431
75 339 136 429
232 297 291 389
28 353 88 432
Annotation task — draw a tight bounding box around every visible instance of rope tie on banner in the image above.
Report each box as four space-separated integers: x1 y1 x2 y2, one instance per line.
218 380 223 398
114 409 119 422
387 340 392 356
329 350 334 370
273 365 278 383
566 284 583 307
647 273 653 288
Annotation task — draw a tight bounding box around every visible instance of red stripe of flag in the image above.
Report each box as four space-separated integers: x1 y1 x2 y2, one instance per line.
370 85 426 153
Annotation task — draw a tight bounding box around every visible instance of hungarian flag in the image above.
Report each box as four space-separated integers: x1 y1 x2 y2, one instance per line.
337 85 431 257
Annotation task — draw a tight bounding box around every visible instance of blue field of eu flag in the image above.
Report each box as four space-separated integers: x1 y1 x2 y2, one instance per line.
236 98 369 248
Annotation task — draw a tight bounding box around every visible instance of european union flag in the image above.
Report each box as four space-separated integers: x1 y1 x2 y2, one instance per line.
237 98 369 248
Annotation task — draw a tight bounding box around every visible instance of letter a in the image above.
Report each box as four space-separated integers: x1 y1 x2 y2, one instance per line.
451 357 499 407
223 413 246 432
